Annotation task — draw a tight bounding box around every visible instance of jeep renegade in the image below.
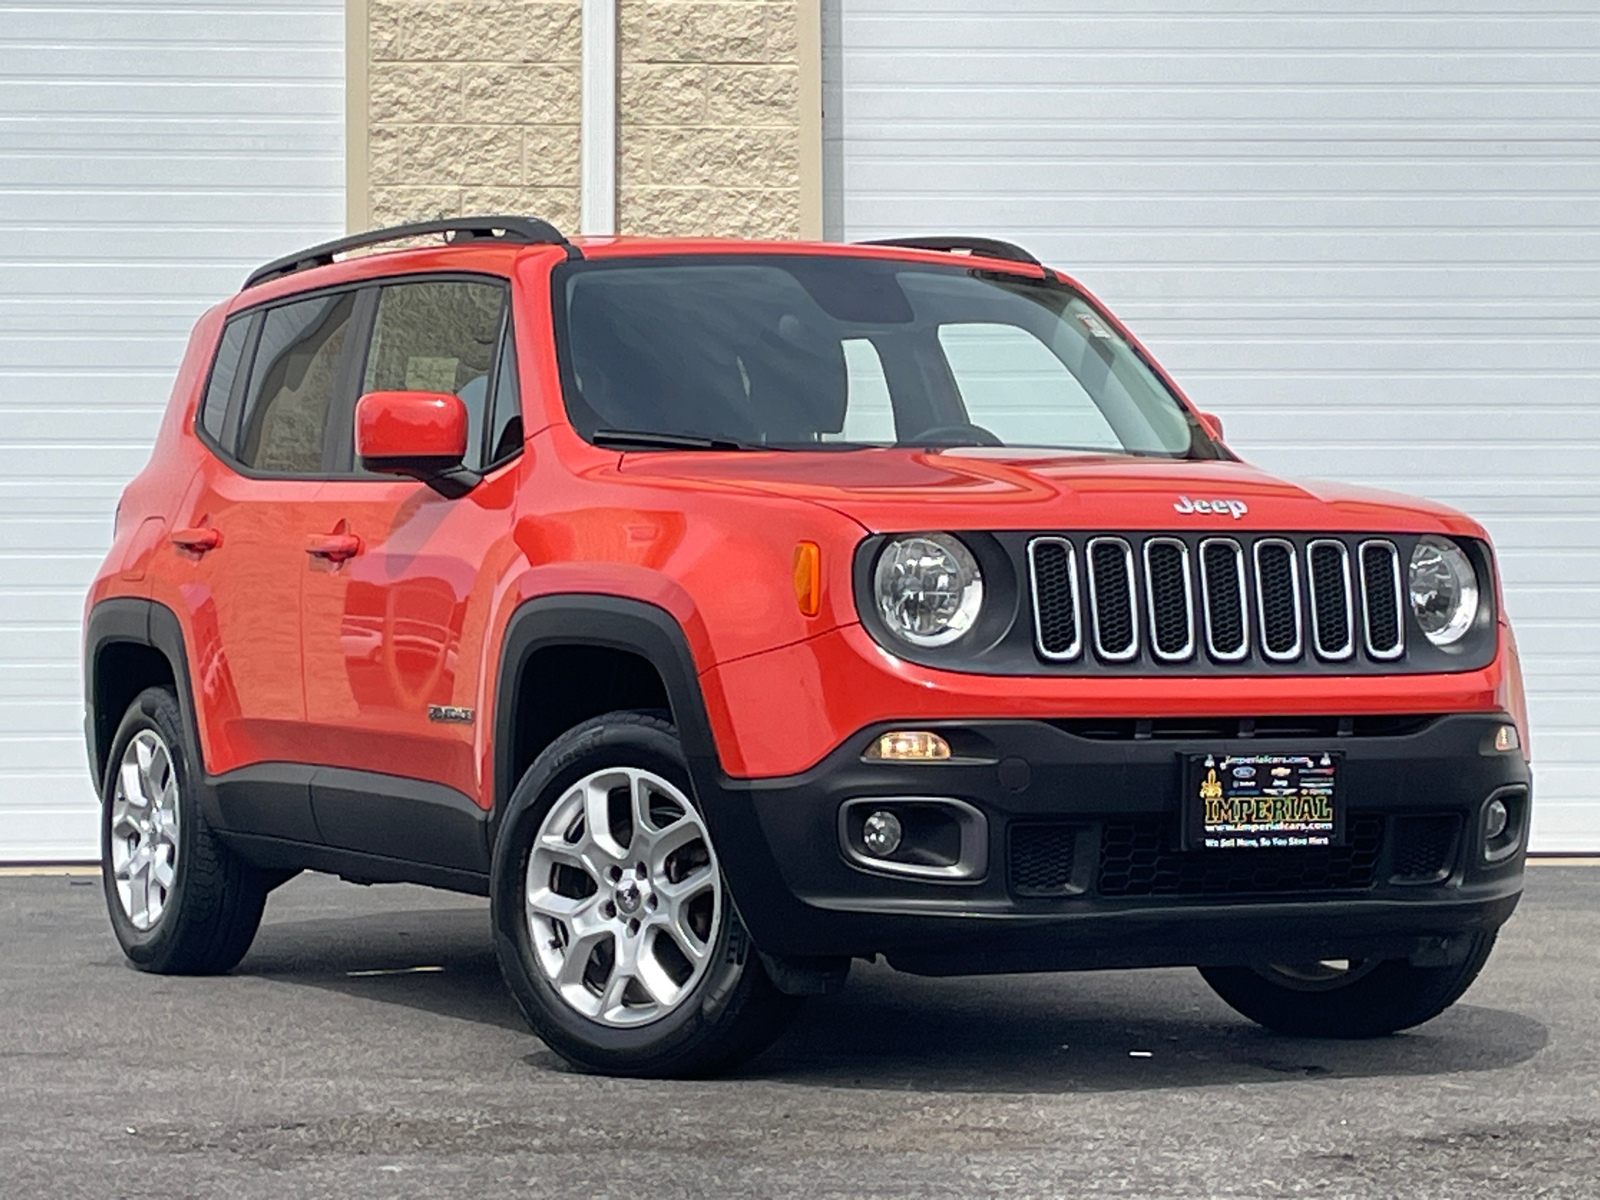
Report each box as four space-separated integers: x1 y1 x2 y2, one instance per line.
85 217 1531 1076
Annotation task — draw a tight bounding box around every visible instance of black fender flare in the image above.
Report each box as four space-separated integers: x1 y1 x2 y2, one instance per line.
83 598 224 831
491 595 719 821
489 594 807 942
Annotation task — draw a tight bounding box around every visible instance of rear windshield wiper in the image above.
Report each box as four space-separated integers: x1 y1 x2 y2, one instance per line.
592 428 756 452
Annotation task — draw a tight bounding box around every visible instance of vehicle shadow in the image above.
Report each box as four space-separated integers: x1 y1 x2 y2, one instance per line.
241 904 1548 1095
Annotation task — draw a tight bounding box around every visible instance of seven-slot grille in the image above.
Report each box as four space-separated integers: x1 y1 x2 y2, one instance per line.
1029 535 1405 666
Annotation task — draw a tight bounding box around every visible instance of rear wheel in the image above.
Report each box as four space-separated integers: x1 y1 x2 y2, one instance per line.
1199 934 1497 1038
100 686 268 974
491 711 799 1077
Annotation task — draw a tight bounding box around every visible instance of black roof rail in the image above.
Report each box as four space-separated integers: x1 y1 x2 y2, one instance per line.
860 235 1041 267
243 214 578 289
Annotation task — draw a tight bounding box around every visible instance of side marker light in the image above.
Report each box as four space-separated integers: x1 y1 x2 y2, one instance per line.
793 541 820 617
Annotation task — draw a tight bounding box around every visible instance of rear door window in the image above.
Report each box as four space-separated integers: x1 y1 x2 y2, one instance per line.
237 291 359 474
361 279 508 472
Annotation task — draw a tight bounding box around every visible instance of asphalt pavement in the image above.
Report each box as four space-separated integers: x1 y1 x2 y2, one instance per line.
1 865 1596 1198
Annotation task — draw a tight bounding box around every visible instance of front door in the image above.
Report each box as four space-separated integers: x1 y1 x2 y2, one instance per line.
298 276 523 868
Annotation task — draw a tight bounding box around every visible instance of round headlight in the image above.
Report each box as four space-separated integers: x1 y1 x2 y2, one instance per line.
873 534 984 648
1408 536 1479 646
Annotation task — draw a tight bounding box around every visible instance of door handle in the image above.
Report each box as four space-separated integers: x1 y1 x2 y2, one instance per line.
305 532 362 563
170 526 222 553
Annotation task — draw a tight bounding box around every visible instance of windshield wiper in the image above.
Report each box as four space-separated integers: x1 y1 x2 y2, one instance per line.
592 428 755 451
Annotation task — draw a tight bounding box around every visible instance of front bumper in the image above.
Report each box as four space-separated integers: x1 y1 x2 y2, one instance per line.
697 711 1529 975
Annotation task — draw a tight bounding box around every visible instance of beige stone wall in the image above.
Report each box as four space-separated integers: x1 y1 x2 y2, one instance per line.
619 1 802 238
364 0 584 232
357 0 806 239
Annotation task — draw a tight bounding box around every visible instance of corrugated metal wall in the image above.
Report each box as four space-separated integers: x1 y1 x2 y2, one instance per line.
0 0 343 860
826 0 1600 850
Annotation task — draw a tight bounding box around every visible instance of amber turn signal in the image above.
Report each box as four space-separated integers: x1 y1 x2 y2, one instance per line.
864 730 952 762
793 541 821 616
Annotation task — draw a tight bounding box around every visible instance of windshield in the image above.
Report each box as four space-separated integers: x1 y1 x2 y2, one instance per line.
554 255 1221 457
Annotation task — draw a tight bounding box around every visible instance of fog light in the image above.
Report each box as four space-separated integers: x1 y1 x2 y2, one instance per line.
1494 724 1521 753
861 811 904 857
865 731 951 762
1484 798 1510 842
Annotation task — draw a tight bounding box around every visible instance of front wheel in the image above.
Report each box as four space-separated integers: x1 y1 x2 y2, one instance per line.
490 711 800 1077
1199 933 1497 1038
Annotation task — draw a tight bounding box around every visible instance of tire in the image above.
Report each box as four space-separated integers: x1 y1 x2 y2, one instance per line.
1199 933 1497 1038
491 711 801 1077
100 686 269 974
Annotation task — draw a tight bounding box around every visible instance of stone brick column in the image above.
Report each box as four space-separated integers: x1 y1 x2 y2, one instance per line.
362 0 584 231
618 2 802 238
354 0 811 239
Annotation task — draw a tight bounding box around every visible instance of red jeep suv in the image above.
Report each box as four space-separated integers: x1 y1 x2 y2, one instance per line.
85 217 1532 1076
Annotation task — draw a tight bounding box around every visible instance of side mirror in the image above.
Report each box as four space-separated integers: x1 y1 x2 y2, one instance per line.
1197 411 1225 441
355 390 478 497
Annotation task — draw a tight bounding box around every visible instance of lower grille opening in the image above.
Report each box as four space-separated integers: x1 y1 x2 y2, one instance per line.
1009 822 1080 897
1391 814 1461 883
1050 715 1440 741
1096 814 1384 897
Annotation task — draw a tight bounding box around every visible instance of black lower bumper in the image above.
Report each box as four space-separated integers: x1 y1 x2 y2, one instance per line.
695 712 1530 975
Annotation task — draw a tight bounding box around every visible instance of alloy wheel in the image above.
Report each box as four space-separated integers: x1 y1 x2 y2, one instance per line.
524 767 722 1027
109 729 182 931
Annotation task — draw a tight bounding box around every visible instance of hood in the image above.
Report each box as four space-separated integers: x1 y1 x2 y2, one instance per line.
617 446 1486 537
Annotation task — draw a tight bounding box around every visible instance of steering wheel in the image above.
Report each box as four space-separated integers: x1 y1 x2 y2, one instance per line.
905 422 1004 448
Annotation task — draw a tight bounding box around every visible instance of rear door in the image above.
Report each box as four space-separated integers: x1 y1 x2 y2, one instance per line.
168 286 362 840
299 275 524 869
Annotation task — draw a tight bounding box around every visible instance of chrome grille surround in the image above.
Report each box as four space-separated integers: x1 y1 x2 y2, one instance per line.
1358 539 1406 660
1198 537 1250 662
1026 536 1082 661
1252 538 1304 661
1142 537 1195 662
1085 536 1140 662
1306 538 1356 661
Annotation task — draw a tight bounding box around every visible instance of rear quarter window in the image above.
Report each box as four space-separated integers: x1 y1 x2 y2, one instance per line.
198 316 250 444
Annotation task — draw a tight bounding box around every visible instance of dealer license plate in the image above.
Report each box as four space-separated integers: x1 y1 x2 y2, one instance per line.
1185 752 1342 850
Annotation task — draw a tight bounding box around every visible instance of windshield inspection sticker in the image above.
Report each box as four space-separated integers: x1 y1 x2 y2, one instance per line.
1076 312 1113 339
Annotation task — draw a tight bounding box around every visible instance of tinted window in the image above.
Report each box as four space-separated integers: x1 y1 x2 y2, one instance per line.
199 316 250 444
238 292 358 474
363 279 506 471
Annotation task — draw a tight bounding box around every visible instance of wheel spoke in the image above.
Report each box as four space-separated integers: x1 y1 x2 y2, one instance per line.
636 934 686 1008
555 926 611 993
118 761 148 812
597 962 634 1019
654 860 714 904
150 848 176 891
134 736 158 802
643 815 700 868
526 879 597 921
652 897 712 964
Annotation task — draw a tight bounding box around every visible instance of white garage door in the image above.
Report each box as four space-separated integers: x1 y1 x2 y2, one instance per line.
827 0 1600 851
0 1 343 861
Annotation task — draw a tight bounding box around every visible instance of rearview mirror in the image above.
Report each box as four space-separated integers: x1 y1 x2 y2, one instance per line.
1197 411 1225 441
355 390 478 497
